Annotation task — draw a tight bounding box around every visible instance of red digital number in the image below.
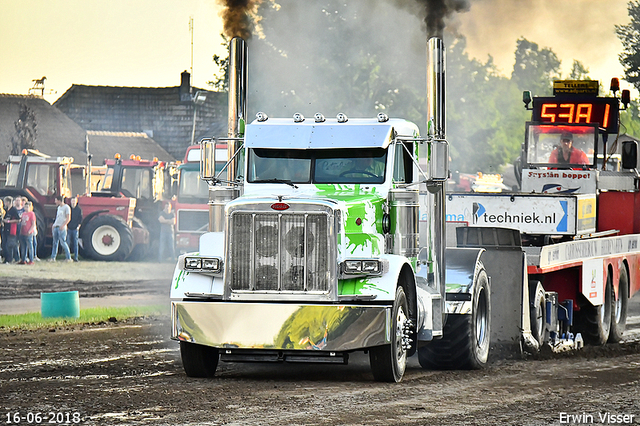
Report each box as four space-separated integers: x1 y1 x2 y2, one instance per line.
541 103 557 122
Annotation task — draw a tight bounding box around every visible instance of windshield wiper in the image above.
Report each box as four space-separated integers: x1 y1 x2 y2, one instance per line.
252 178 299 188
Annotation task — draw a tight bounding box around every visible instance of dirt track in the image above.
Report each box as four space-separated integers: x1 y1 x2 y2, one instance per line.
2 315 640 425
2 265 640 425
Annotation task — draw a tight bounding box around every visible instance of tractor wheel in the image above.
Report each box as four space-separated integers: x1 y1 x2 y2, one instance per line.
609 267 629 343
126 217 149 261
575 271 612 346
418 266 491 370
81 215 134 261
180 341 219 378
529 281 547 347
369 286 410 382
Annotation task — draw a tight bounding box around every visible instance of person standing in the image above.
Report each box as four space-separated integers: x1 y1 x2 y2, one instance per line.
19 201 36 264
158 202 175 262
4 197 23 263
66 196 83 262
50 195 72 262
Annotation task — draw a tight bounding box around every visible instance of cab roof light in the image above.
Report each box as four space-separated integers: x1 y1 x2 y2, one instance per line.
314 113 326 123
114 153 121 160
130 154 136 160
610 77 620 94
336 113 348 123
256 112 269 122
293 113 305 123
377 112 389 123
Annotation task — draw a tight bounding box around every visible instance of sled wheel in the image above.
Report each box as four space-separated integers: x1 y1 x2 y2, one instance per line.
576 270 612 345
529 281 546 347
180 341 219 378
609 267 628 343
369 286 409 382
418 266 491 370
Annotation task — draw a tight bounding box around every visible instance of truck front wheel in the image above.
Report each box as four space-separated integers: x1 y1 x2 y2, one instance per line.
81 215 134 261
180 341 219 378
418 266 491 370
369 286 409 382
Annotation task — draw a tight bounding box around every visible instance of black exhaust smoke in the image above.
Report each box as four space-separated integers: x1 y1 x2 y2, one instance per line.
217 0 262 39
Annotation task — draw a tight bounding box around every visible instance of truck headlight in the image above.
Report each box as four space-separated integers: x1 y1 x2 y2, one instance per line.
185 256 221 272
343 259 381 275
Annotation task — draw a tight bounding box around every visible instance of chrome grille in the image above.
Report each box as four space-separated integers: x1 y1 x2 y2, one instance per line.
177 210 209 233
229 212 330 293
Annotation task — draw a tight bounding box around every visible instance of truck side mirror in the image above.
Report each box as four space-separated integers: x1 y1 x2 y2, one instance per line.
622 140 638 170
200 138 215 179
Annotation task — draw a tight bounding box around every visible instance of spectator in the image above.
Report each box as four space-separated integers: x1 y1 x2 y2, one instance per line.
66 196 83 262
49 195 72 262
0 198 5 261
158 202 175 262
4 197 23 263
1 196 12 262
19 201 36 264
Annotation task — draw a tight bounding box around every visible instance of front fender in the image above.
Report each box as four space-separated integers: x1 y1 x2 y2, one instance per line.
445 247 485 314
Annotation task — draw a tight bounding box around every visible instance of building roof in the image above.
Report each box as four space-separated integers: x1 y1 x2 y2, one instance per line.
86 130 174 162
54 83 226 160
0 94 87 164
0 94 175 166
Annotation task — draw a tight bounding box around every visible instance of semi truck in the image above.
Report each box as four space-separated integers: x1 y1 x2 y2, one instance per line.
169 37 640 382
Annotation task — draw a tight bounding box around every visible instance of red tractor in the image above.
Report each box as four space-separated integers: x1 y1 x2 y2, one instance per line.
87 154 175 260
2 151 143 261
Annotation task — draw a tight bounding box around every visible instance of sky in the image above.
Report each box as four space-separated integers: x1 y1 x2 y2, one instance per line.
0 0 635 104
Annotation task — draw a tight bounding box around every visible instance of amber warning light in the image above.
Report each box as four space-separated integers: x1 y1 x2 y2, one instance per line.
271 202 290 211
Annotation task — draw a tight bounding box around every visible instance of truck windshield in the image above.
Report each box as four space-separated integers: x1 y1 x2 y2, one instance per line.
179 169 209 204
247 148 387 184
525 123 597 169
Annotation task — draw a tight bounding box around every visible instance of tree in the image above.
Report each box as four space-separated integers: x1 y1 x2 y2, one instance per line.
620 99 640 138
208 35 230 92
12 103 37 155
511 38 561 96
568 60 590 80
616 1 640 91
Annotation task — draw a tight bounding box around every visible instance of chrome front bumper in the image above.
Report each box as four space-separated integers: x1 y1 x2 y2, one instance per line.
171 300 391 351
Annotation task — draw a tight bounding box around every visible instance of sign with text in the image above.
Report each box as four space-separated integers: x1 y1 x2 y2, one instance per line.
446 193 576 235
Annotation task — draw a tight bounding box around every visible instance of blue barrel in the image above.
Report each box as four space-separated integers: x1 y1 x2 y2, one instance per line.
41 291 80 318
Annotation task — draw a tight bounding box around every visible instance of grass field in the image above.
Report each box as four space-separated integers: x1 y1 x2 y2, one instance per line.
0 305 169 330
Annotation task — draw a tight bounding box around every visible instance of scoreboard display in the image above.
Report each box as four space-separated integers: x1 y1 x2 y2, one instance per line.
532 97 619 134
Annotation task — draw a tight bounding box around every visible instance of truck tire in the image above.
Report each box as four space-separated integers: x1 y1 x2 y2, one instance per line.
418 267 491 370
81 215 134 261
369 286 409 382
34 209 46 259
609 267 628 343
126 217 149 261
575 271 612 345
180 341 219 378
529 281 546 347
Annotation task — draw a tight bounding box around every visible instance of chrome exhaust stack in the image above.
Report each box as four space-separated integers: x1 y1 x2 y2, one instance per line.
421 37 449 318
427 37 446 142
227 36 248 181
